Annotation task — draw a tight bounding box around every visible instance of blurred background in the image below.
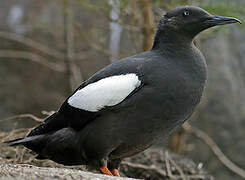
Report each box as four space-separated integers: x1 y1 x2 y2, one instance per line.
0 0 244 179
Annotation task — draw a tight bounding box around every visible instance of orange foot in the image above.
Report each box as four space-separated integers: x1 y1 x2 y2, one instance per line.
100 166 113 176
111 169 120 176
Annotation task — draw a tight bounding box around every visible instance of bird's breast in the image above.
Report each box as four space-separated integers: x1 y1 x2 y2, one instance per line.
132 56 207 132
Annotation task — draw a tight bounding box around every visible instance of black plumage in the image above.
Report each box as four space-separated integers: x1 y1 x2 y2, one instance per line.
5 6 241 176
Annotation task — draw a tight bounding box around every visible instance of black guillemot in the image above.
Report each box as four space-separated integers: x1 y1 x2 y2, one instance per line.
5 6 241 177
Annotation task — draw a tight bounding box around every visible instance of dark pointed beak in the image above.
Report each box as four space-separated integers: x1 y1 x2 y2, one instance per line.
204 15 242 26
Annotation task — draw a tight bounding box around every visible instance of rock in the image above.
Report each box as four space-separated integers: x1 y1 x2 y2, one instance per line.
0 163 137 180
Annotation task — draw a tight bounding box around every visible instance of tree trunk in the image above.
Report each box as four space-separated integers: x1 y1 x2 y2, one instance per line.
63 0 83 93
140 0 155 51
108 0 122 63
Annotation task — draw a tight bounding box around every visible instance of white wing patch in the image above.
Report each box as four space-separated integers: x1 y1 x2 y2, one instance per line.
68 73 141 112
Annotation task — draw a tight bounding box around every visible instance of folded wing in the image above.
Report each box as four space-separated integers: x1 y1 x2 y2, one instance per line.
68 73 141 112
28 73 142 136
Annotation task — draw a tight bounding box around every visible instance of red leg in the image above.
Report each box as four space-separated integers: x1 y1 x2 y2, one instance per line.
100 166 113 176
111 169 120 176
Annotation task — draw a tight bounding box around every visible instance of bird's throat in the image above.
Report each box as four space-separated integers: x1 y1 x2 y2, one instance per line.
152 29 193 50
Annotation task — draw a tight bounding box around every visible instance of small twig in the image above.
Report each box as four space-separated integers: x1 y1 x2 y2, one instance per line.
122 152 207 180
23 155 36 164
186 175 207 179
41 111 56 116
0 113 50 143
0 114 44 123
0 128 31 143
167 152 187 180
165 151 177 180
165 152 207 180
18 147 26 163
121 161 167 177
0 31 65 60
183 122 245 179
0 50 65 72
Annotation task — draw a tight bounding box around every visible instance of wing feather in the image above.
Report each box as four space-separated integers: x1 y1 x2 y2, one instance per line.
68 73 141 112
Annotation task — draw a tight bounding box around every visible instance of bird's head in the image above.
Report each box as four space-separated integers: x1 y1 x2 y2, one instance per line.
153 6 241 48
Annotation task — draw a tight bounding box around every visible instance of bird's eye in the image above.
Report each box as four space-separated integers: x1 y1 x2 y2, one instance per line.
183 11 190 17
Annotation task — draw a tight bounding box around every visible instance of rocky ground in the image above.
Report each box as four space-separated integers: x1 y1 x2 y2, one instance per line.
0 163 135 180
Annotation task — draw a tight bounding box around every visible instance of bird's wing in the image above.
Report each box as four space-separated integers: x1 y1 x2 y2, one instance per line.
60 59 145 129
67 73 142 112
29 54 147 136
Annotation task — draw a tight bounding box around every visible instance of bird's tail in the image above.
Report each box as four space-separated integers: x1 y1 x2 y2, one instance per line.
4 135 45 153
4 135 43 146
4 138 25 146
3 111 65 153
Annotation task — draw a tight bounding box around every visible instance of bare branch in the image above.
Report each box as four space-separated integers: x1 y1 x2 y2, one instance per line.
0 50 65 72
0 31 65 60
122 159 207 179
41 111 56 116
0 114 44 123
165 151 178 179
121 161 167 177
0 128 30 143
166 151 187 180
183 122 245 179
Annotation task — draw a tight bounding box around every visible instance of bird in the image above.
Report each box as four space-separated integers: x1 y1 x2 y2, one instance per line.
5 6 241 177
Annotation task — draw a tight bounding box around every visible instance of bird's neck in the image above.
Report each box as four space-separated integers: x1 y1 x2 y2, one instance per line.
152 29 194 50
